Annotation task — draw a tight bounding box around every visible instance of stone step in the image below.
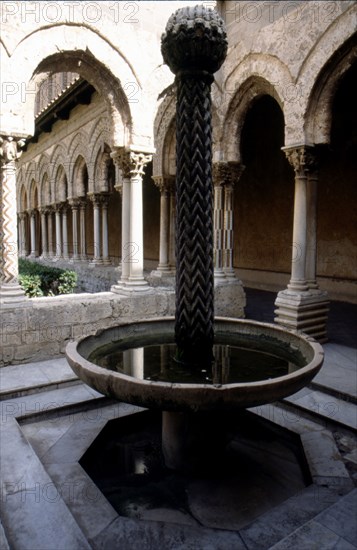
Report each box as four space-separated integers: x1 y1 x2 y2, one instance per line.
0 358 79 401
1 381 105 425
283 388 357 432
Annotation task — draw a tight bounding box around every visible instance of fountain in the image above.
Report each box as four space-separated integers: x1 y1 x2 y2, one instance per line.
66 6 324 472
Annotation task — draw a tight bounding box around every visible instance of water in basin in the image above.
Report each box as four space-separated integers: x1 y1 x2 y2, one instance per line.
88 334 306 385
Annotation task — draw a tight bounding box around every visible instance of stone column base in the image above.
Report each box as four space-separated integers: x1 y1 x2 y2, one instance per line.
274 289 329 342
0 284 31 308
111 280 153 295
214 277 246 318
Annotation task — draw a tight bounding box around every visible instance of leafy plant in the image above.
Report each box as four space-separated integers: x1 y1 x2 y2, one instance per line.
19 259 77 297
18 274 43 298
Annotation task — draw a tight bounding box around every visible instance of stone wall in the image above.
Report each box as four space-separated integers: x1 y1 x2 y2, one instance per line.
0 290 175 367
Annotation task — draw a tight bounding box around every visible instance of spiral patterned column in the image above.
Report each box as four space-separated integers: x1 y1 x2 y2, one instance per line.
0 136 28 305
162 6 227 365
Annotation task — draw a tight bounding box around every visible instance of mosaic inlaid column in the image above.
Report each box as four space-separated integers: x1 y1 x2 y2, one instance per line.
275 145 329 341
0 135 28 305
212 162 227 279
39 208 48 259
223 162 244 278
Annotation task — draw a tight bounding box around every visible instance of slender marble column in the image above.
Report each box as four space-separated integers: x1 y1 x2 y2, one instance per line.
212 163 227 279
154 177 171 272
40 209 48 259
29 210 37 258
47 208 54 258
285 147 311 292
79 200 87 261
111 148 152 291
101 195 111 265
18 213 26 258
0 135 28 305
274 145 329 341
223 162 244 278
70 200 79 261
306 167 319 289
54 205 62 260
90 194 102 264
62 205 69 260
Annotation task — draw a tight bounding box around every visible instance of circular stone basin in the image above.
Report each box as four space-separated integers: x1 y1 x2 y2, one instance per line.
65 317 324 412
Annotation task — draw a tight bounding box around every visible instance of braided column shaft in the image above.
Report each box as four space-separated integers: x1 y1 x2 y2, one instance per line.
175 73 214 364
161 5 227 366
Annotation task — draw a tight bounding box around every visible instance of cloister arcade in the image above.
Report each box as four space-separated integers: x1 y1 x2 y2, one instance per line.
1 1 356 343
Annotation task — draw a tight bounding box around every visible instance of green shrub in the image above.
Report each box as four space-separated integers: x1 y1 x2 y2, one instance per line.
58 270 78 294
18 274 43 298
19 259 77 297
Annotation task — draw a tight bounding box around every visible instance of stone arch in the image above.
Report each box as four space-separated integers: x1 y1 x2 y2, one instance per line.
29 179 39 210
304 32 357 145
93 144 113 193
40 173 51 206
9 23 142 144
49 144 68 189
67 132 91 191
72 156 89 198
222 74 285 162
88 117 113 162
19 184 28 213
53 165 68 204
37 153 50 191
153 91 176 177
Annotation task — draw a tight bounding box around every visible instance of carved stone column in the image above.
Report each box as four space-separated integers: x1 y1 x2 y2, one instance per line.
212 162 228 279
223 162 244 278
69 199 79 261
0 135 29 306
152 176 175 275
29 209 37 258
39 208 48 259
18 212 27 258
47 207 54 259
62 204 69 260
275 145 329 341
54 204 63 260
79 200 87 261
111 148 153 292
89 194 102 265
101 194 111 265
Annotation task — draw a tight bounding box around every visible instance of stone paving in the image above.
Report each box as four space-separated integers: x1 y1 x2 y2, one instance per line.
0 292 356 549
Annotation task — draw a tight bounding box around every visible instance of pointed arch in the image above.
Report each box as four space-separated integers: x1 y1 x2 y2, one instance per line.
222 75 284 162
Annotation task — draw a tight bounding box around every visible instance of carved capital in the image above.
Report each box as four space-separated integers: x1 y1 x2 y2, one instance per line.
212 161 245 187
88 193 108 207
0 136 26 164
283 146 318 177
111 147 152 178
153 175 175 193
